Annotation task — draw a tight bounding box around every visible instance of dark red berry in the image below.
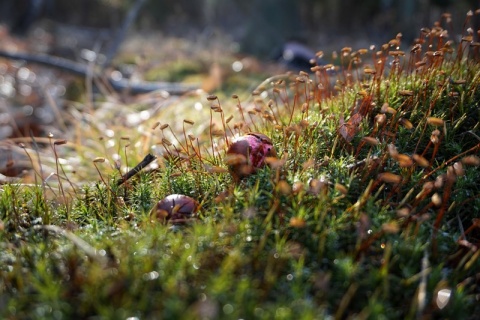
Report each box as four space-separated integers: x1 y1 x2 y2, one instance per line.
151 194 199 223
225 132 276 181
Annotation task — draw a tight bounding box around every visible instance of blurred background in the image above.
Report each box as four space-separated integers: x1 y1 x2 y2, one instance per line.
1 0 478 58
0 0 479 144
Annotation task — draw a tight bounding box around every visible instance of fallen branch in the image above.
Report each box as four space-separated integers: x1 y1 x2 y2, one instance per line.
0 50 198 95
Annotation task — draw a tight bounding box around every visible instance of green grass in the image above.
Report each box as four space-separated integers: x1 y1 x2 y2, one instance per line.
1 13 480 319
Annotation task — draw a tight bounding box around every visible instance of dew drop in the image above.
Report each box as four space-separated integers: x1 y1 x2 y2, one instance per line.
232 61 243 72
223 304 234 314
436 288 451 309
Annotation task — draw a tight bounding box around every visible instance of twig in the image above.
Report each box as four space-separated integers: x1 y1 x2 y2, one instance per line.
117 153 156 186
36 224 108 265
103 0 148 67
0 50 87 75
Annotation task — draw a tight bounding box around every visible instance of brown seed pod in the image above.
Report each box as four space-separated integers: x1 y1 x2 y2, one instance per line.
151 194 199 223
225 132 276 181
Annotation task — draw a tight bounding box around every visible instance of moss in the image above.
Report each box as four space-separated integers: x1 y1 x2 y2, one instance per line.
1 12 480 320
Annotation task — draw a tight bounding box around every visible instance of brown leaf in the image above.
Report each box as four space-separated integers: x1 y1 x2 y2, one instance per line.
339 113 362 142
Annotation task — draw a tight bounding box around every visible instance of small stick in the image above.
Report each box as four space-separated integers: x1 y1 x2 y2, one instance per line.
37 225 107 265
117 153 156 186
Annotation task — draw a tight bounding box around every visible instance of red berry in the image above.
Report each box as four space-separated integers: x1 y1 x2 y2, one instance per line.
151 194 199 223
225 132 276 181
